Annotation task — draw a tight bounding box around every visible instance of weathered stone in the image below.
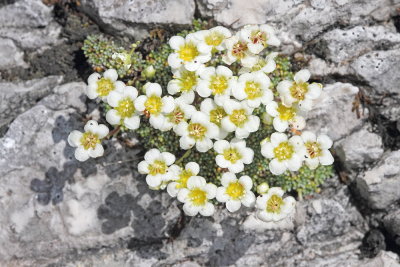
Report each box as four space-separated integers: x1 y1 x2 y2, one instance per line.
383 210 400 246
0 82 179 263
80 0 195 38
0 38 27 70
361 251 400 267
306 82 366 142
335 125 384 170
0 76 64 131
322 25 400 63
0 0 61 50
351 49 400 94
355 151 400 210
196 0 399 41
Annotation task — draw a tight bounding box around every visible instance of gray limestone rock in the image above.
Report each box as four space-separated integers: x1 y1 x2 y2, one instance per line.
306 82 366 142
351 49 400 94
0 0 62 50
335 125 384 170
0 76 64 131
0 38 27 70
355 150 400 210
80 0 195 38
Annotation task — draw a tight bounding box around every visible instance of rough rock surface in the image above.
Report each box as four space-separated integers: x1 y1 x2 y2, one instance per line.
335 125 384 170
0 76 63 132
1 0 400 265
355 151 400 210
306 82 366 142
80 0 196 38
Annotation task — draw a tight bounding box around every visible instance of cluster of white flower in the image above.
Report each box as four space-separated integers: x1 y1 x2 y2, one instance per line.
68 24 334 223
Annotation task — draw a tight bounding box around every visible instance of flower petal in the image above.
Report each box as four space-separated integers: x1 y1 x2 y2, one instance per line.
269 159 287 175
199 202 214 216
103 69 118 81
226 200 241 212
294 69 310 83
68 130 82 147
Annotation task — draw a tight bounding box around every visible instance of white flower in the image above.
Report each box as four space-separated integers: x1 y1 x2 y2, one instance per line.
216 172 256 212
163 98 196 132
177 176 217 216
196 66 236 106
240 24 281 54
138 148 176 189
86 69 122 102
68 120 109 162
175 111 219 152
167 66 203 104
168 34 211 71
265 101 305 132
300 131 334 169
194 26 232 53
277 69 322 111
261 132 305 175
200 98 228 140
233 71 273 108
222 35 257 68
221 100 260 139
167 162 200 197
239 52 278 74
134 83 175 131
256 187 296 222
106 84 140 130
214 139 254 173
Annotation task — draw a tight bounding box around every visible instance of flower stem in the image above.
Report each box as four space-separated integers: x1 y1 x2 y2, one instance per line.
105 125 121 140
175 149 191 165
298 189 303 201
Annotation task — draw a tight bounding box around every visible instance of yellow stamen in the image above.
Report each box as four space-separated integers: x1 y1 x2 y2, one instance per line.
223 148 242 163
179 70 197 92
244 81 262 100
148 160 167 176
277 103 296 121
189 188 207 206
96 78 115 97
289 82 308 100
144 95 163 115
205 31 225 47
266 194 284 213
188 123 207 140
226 182 245 200
229 109 248 127
80 132 100 150
178 42 199 62
232 41 248 59
115 97 135 118
305 141 322 159
209 75 228 95
175 169 193 189
273 141 294 161
209 107 226 126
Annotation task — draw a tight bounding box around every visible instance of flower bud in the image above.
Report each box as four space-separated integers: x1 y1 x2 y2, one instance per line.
143 65 156 78
257 182 270 195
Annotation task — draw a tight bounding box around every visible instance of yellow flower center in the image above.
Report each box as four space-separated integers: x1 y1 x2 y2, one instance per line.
223 148 242 163
277 103 296 121
148 160 167 176
179 70 198 92
266 194 284 213
178 42 199 62
209 75 228 95
96 78 115 97
188 188 207 206
80 132 100 150
188 123 207 140
168 106 185 125
244 81 262 100
250 30 267 46
229 109 248 127
305 141 322 159
144 95 163 115
273 141 294 161
205 31 225 47
289 82 308 101
226 182 245 200
209 107 226 126
175 169 193 189
115 97 135 118
232 41 248 59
